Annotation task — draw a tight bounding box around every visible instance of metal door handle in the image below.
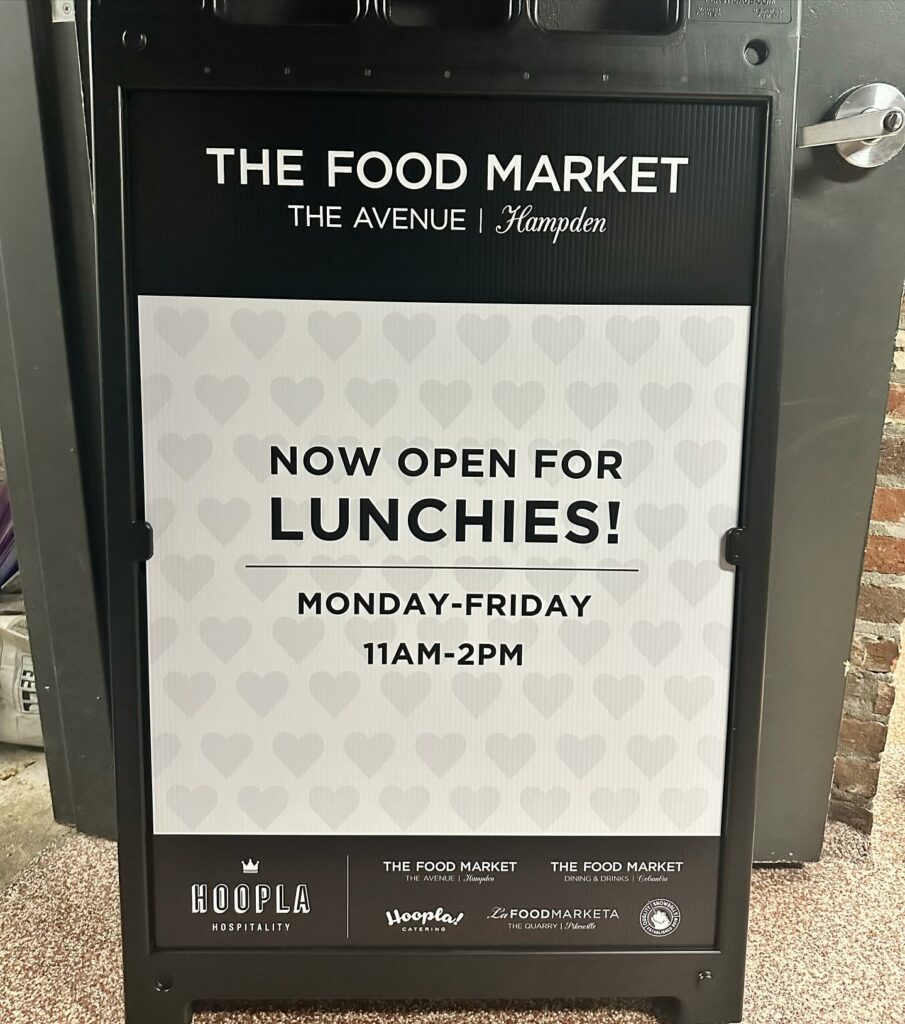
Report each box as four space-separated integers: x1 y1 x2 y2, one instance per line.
798 83 905 168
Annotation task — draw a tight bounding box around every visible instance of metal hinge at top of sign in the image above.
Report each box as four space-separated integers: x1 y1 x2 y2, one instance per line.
51 0 75 24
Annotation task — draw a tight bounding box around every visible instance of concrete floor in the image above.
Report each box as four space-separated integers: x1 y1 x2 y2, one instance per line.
0 743 70 887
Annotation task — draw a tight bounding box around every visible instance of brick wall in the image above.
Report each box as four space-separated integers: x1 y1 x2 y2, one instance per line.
829 292 905 832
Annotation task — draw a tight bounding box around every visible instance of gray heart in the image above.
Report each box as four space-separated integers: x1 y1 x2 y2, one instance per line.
416 733 466 777
532 314 585 363
640 382 693 430
345 732 395 777
450 786 500 829
150 617 178 662
168 784 217 829
636 504 687 549
525 558 576 593
486 734 536 777
606 439 655 483
383 312 436 361
703 622 730 661
162 554 214 600
556 735 607 778
311 671 360 716
669 560 722 605
309 310 361 359
659 787 708 829
154 306 209 357
681 315 733 365
310 555 361 590
593 675 644 718
143 374 173 421
310 785 359 828
273 618 324 662
627 735 678 779
273 732 324 777
566 382 618 429
346 378 398 426
147 498 176 537
607 315 659 364
163 671 216 716
153 733 180 775
493 381 545 428
380 785 430 829
236 555 288 601
348 618 396 653
237 671 289 717
453 557 504 590
308 435 363 482
598 559 649 603
381 672 431 716
490 619 538 650
198 497 252 545
384 435 435 485
418 618 466 649
199 617 252 663
709 504 735 536
665 675 715 720
715 382 744 426
457 313 510 363
590 787 640 828
452 673 503 718
675 440 728 487
231 309 285 359
271 377 325 425
201 732 253 777
631 621 682 666
560 621 609 665
697 736 724 776
194 375 250 424
523 674 573 717
238 785 289 829
520 786 570 829
159 433 213 481
234 433 287 483
420 380 472 427
382 556 433 590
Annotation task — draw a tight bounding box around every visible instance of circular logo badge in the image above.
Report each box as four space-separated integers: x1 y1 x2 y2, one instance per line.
639 899 681 937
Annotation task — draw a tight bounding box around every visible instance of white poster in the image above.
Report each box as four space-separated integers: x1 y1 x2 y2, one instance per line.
140 295 748 838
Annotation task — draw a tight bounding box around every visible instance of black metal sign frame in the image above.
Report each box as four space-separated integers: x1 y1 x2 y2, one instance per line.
90 2 799 1022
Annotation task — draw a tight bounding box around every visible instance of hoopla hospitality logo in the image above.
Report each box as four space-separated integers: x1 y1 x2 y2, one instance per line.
639 899 681 938
190 859 311 934
385 906 465 933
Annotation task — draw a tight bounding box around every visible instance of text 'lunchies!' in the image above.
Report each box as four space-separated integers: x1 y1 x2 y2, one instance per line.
270 445 624 546
205 147 690 195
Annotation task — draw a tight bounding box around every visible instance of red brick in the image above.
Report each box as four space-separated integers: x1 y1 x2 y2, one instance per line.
864 535 905 574
829 797 873 833
871 487 905 523
878 434 905 479
837 716 888 760
877 680 896 718
889 385 905 420
833 758 881 799
850 635 899 673
857 584 905 623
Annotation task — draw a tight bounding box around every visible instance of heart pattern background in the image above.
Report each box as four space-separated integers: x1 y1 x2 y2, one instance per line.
140 296 749 837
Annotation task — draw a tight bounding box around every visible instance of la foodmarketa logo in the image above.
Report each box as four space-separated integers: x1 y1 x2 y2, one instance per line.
385 906 465 932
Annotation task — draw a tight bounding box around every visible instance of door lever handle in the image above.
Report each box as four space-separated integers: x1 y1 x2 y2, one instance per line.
797 83 905 168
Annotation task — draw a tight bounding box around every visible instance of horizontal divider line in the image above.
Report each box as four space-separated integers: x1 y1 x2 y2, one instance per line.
244 564 640 573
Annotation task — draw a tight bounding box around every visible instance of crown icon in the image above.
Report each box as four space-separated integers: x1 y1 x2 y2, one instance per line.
241 859 260 875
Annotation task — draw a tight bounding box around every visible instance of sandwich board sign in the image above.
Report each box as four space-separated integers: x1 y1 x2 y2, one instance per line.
91 4 797 1022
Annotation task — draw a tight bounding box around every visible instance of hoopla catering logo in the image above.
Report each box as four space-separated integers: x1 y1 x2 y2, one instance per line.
639 899 681 937
385 906 465 933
